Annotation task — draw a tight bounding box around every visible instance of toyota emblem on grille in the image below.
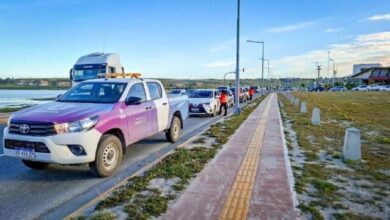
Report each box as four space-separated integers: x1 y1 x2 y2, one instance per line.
19 124 30 134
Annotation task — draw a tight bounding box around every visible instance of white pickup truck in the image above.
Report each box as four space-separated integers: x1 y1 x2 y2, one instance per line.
3 77 189 177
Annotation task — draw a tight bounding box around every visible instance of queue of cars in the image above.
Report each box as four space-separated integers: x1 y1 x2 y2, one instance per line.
352 84 390 91
3 77 259 177
4 75 189 177
307 84 390 92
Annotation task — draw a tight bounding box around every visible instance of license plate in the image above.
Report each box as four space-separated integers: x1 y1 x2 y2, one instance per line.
191 108 199 112
15 148 35 158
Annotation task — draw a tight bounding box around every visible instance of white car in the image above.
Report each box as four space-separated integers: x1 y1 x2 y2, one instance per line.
188 89 221 116
379 85 390 91
168 89 187 96
367 84 382 91
352 85 368 91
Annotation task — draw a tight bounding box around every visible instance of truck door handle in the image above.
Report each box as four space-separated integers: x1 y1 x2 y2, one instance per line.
145 106 152 110
162 102 167 105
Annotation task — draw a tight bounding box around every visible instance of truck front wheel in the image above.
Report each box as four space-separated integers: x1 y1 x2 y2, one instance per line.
22 160 48 169
89 134 123 178
166 116 181 143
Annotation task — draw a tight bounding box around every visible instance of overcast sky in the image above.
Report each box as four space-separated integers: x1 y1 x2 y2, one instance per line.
0 0 389 79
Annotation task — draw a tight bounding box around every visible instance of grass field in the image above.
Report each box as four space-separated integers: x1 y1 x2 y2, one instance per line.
279 92 390 219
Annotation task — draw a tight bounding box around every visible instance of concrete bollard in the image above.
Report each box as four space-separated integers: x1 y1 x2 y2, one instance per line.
343 128 361 161
311 108 320 125
300 101 307 113
294 98 300 106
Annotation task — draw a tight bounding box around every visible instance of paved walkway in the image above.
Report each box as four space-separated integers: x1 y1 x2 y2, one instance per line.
162 93 300 220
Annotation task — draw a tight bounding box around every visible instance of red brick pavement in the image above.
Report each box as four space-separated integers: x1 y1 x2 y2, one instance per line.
162 94 299 220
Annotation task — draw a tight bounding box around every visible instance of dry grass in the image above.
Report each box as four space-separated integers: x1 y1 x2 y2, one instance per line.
279 91 390 219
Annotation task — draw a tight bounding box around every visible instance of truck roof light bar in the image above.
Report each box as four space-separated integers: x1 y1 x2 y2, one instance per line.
98 73 142 80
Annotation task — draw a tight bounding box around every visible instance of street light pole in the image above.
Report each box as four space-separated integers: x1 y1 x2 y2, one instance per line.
329 58 336 87
262 58 270 89
234 0 241 114
316 64 322 86
224 71 236 84
246 40 264 88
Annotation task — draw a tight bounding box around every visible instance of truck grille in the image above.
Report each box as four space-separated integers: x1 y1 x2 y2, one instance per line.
4 139 50 153
9 120 57 136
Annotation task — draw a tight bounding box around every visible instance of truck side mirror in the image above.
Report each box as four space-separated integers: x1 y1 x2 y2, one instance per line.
69 69 73 80
125 97 142 105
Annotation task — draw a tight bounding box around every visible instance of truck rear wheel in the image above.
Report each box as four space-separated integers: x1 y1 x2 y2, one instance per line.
89 134 123 178
166 116 181 143
22 160 48 169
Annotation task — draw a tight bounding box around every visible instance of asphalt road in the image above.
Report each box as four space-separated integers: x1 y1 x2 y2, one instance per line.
0 95 260 220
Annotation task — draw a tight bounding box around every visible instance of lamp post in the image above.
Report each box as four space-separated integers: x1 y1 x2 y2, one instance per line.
234 0 241 114
329 58 336 87
247 40 264 88
316 64 322 86
262 58 270 89
224 71 236 85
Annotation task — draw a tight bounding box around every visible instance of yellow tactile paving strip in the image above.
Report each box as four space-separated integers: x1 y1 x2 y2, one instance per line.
220 95 273 220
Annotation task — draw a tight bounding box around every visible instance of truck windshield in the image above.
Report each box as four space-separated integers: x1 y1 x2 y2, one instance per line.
58 82 127 103
72 64 107 82
190 91 213 98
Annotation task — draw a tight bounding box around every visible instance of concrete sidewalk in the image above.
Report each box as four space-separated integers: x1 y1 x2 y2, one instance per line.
162 93 299 220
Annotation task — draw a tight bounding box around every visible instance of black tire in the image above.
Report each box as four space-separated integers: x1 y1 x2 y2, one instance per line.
89 134 123 178
166 116 181 143
22 160 48 169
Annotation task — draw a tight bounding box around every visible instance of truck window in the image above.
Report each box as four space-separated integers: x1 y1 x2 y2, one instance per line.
126 83 146 102
147 82 162 100
58 82 126 103
109 67 116 73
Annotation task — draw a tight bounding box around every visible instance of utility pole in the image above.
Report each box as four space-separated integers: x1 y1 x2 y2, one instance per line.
329 58 336 87
316 64 322 86
234 0 240 114
246 40 264 89
328 50 330 77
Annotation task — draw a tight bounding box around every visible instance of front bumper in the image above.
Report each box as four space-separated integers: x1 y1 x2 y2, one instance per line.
189 104 214 115
2 127 101 164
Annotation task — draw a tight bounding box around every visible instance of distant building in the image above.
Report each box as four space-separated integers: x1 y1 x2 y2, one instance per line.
352 63 382 75
28 81 37 86
57 81 71 87
17 80 28 86
351 66 390 84
195 82 204 87
175 83 184 88
39 80 49 86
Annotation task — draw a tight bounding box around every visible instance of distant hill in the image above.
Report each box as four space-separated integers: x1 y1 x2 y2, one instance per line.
0 77 266 90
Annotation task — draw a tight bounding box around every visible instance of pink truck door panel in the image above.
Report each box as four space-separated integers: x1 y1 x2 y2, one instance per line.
125 83 153 143
147 82 169 132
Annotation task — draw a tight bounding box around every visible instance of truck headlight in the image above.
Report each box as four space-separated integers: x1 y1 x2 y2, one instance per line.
55 116 99 134
202 102 210 105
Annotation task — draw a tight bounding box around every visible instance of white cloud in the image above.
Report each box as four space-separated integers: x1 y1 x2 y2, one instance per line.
324 28 345 33
209 40 235 53
272 32 390 78
367 13 390 21
265 21 315 33
204 60 235 68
